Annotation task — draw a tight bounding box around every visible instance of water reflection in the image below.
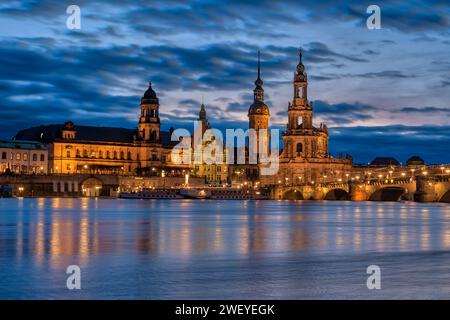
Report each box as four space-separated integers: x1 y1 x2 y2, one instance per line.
1 199 449 266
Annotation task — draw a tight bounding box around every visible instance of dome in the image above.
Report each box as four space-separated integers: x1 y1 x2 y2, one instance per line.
141 81 159 104
406 155 425 166
248 100 270 116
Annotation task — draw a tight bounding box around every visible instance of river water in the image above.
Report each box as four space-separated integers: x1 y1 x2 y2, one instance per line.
0 198 449 299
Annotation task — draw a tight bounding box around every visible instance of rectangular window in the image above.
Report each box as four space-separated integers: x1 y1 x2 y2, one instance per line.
33 154 37 161
16 153 21 161
1 152 6 160
67 151 71 158
40 154 45 162
23 153 28 161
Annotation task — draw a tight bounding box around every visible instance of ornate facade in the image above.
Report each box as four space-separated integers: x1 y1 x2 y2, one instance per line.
15 82 188 176
191 103 229 184
258 49 353 185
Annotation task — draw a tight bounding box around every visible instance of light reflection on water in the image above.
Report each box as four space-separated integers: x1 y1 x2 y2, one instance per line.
0 198 450 299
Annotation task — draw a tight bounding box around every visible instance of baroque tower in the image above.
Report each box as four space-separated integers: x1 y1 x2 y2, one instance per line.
248 51 270 132
138 82 161 143
281 49 329 160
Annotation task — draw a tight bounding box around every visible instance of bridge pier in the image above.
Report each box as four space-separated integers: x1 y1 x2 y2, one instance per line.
414 176 438 202
348 182 368 201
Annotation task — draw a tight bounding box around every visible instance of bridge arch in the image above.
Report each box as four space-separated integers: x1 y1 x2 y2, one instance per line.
369 186 407 202
324 188 350 200
81 176 103 197
282 189 304 200
439 189 450 203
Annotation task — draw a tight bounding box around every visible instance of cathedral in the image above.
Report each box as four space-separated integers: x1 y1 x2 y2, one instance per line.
250 49 353 185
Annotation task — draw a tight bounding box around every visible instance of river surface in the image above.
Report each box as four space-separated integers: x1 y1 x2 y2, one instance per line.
0 198 449 299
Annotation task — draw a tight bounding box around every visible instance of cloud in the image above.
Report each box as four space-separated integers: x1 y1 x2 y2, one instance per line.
313 100 377 125
396 106 450 114
329 125 450 164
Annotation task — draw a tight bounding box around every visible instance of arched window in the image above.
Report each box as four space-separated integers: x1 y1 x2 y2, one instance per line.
127 151 132 160
120 151 125 160
296 143 303 155
113 151 117 159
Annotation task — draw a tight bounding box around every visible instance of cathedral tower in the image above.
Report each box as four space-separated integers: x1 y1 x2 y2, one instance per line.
288 49 313 130
248 51 270 132
138 82 160 143
281 49 329 160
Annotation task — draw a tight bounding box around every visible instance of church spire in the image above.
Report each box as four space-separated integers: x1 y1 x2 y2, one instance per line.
257 50 261 81
198 99 210 132
296 47 305 75
254 50 264 102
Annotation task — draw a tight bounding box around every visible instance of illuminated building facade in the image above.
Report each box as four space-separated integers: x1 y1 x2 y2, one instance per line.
0 140 48 174
191 103 229 184
14 83 186 175
259 49 353 185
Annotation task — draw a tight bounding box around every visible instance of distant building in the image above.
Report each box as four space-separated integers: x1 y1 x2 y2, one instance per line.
369 157 400 166
191 103 229 184
0 140 48 174
14 83 187 176
406 155 425 166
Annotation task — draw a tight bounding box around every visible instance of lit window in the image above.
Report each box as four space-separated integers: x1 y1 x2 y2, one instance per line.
16 153 21 161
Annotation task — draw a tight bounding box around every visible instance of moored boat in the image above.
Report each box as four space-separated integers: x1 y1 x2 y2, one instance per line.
119 189 183 199
179 188 211 199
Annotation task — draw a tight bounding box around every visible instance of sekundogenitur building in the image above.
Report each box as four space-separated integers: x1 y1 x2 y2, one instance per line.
13 50 352 184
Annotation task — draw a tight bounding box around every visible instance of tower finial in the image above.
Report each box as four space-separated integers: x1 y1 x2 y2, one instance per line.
299 47 302 63
257 50 261 80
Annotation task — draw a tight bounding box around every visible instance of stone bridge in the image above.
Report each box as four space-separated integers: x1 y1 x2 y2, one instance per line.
272 175 450 202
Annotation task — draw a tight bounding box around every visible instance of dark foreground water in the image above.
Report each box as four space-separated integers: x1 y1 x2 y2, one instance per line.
0 198 449 299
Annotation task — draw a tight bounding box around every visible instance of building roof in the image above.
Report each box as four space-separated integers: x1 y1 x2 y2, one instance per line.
14 124 178 146
248 100 270 116
0 139 48 150
141 82 159 105
369 157 400 166
406 155 425 166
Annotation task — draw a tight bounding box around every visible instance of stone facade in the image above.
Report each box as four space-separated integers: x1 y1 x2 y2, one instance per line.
15 83 188 176
258 49 353 185
0 140 48 174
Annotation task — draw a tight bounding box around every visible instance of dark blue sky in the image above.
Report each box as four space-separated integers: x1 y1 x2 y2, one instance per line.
0 0 449 164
